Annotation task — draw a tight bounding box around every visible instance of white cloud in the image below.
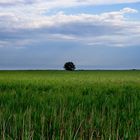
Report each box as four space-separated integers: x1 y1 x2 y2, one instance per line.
0 7 138 29
0 0 140 48
1 0 139 7
120 7 138 14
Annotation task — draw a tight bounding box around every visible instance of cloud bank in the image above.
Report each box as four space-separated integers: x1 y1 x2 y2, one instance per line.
0 0 140 48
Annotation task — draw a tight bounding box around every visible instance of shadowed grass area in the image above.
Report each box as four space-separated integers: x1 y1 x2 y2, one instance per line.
0 70 140 139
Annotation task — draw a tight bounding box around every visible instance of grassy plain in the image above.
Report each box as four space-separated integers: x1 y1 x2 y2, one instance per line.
0 70 140 140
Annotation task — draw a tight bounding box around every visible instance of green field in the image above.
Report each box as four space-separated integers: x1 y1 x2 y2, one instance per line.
0 70 140 140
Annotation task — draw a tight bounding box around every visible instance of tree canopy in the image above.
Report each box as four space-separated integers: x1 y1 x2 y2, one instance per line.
64 62 76 71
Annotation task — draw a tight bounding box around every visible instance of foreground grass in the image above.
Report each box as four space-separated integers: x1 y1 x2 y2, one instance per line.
0 70 140 140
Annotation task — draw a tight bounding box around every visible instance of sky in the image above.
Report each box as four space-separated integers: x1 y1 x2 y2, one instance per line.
0 0 140 70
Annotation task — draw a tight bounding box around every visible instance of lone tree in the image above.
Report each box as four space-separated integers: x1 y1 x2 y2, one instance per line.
64 62 76 71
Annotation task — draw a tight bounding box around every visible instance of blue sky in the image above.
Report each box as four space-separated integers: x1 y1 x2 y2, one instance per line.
0 0 140 70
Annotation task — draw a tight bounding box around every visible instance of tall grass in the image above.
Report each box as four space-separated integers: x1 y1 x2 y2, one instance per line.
0 70 140 139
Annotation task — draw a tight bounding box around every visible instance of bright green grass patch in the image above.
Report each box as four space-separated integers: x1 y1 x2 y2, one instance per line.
0 70 140 140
